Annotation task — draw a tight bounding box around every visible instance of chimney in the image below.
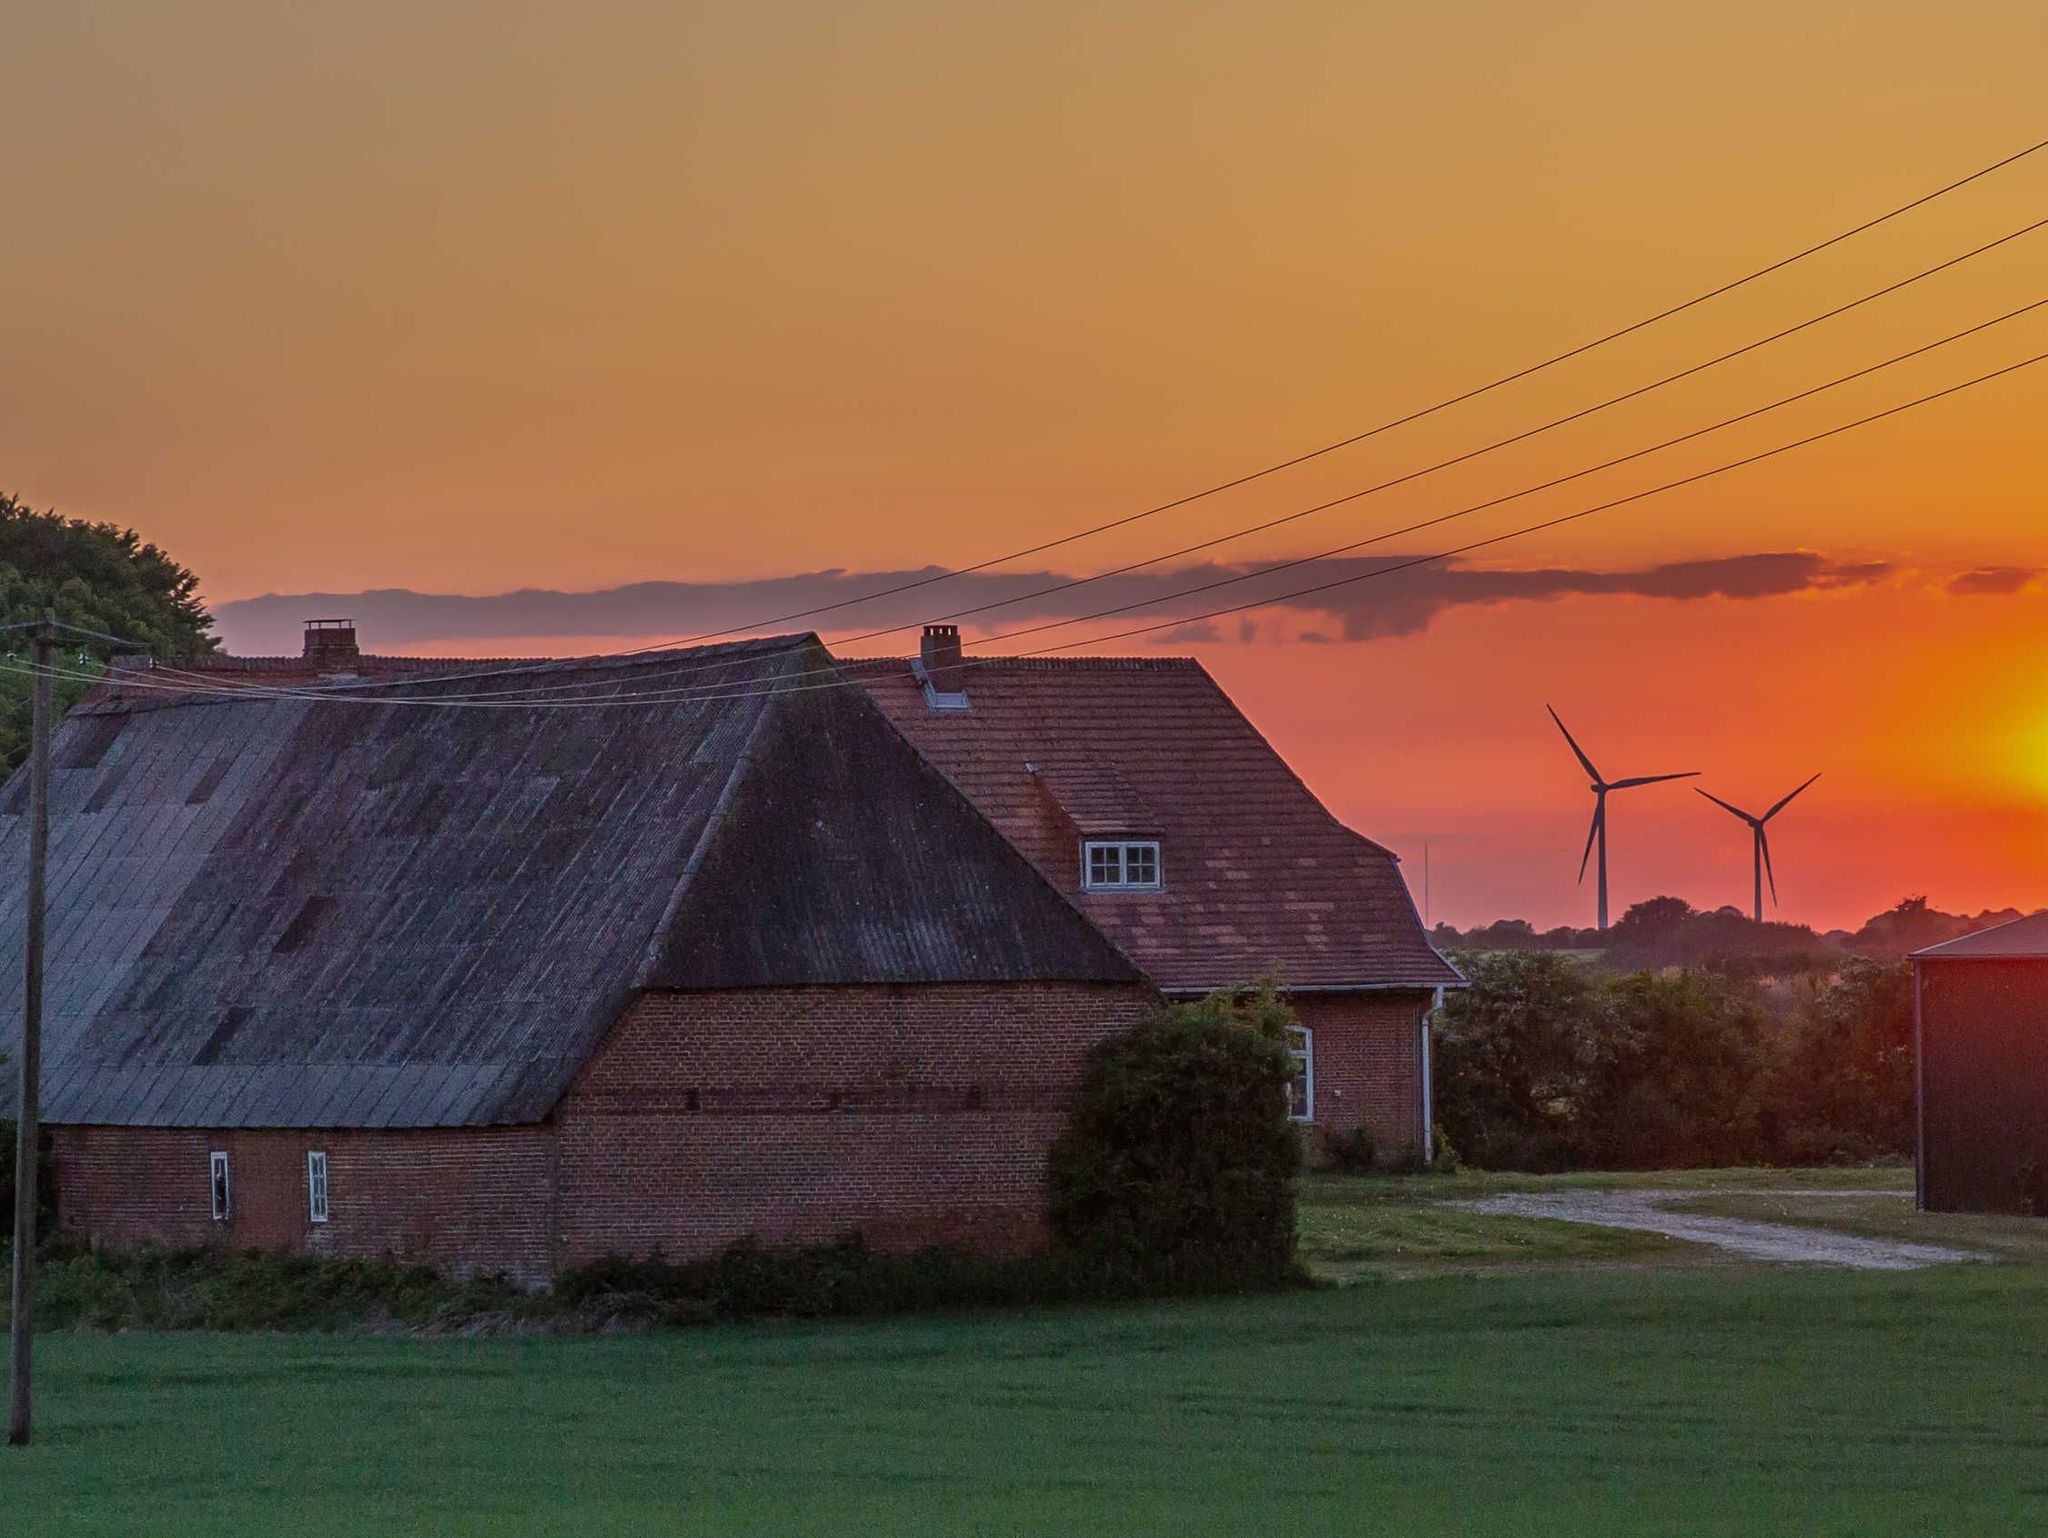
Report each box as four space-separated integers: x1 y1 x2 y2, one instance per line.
919 623 965 697
303 619 361 674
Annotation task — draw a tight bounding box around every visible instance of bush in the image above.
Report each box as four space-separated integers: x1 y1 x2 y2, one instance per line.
1435 950 1917 1172
553 1237 1203 1327
16 1244 533 1333
1046 982 1302 1287
1325 1127 1377 1174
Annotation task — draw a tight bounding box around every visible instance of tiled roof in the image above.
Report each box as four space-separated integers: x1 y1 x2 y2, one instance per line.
843 654 1460 993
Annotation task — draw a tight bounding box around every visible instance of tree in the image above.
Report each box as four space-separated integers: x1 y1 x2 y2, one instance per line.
1589 970 1769 1167
1769 959 1915 1162
0 493 216 772
1434 950 1605 1170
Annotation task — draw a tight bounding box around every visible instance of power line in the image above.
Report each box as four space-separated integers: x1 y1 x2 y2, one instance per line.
20 335 2047 713
800 218 2048 656
141 207 2048 710
532 131 2048 654
1013 347 2048 660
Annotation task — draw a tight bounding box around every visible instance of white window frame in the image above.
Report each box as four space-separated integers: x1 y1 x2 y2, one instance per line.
1286 1024 1314 1123
209 1150 232 1222
306 1150 330 1224
1080 839 1163 892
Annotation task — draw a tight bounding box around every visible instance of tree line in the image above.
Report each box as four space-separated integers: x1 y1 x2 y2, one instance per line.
1433 948 1914 1171
1433 893 2028 967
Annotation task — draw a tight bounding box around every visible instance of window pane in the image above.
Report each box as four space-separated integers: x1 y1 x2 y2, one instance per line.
1124 844 1158 886
307 1151 330 1223
210 1152 231 1221
1286 1027 1312 1121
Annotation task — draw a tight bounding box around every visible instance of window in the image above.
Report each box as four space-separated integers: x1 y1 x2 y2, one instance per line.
1286 1025 1314 1122
306 1150 330 1224
1081 839 1162 891
209 1150 232 1222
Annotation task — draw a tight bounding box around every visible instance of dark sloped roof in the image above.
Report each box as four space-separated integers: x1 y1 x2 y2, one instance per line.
0 639 1139 1129
843 655 1461 992
653 671 1134 988
1912 911 2048 960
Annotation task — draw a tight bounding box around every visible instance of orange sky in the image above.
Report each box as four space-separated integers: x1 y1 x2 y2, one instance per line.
5 2 2046 928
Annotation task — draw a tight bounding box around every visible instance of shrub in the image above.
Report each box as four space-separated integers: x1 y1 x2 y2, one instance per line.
1430 1123 1462 1173
1325 1127 1377 1174
553 1238 1167 1326
1046 982 1302 1287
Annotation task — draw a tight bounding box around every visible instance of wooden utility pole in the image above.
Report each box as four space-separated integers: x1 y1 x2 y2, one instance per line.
8 614 53 1447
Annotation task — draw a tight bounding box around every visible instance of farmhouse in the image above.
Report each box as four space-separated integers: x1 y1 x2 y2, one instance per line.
1 636 1154 1282
1912 912 2048 1216
850 626 1460 1159
1 620 1457 1278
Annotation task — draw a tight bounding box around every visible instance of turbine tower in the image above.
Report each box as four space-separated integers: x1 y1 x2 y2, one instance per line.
1695 774 1821 923
1548 707 1698 931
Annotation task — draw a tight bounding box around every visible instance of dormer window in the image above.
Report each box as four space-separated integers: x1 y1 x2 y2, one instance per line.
1082 839 1162 891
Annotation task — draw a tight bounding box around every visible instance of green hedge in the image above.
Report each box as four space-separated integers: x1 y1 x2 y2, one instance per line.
1046 983 1303 1287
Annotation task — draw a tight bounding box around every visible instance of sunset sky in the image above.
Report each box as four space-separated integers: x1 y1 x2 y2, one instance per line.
6 2 2046 929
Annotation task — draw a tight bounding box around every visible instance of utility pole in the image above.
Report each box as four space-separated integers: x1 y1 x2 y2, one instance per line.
9 613 53 1447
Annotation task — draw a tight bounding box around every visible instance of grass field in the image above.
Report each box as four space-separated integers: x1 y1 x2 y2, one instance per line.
11 1166 2043 1536
1295 1163 1909 1281
12 1263 2047 1536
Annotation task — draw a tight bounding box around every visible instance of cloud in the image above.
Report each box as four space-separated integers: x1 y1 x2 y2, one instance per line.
213 550 1898 655
1148 621 1224 644
1946 566 2040 597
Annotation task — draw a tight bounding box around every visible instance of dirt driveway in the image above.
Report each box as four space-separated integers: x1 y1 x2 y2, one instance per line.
1451 1189 1975 1270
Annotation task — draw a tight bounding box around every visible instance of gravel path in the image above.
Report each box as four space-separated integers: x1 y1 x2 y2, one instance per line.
1451 1189 1976 1270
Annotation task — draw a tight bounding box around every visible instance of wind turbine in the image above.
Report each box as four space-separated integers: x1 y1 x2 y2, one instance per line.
1548 707 1699 931
1695 774 1821 923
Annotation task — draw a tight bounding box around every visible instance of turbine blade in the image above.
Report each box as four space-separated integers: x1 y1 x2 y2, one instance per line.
1608 771 1701 789
1693 788 1757 822
1547 706 1602 782
1760 827 1779 904
1577 799 1604 884
1762 772 1822 823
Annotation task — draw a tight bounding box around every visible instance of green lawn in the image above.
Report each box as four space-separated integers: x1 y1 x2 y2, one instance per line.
9 1259 2048 1536
1296 1164 1910 1281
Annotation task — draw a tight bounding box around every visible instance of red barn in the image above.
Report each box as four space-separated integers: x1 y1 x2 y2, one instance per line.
2 622 1457 1279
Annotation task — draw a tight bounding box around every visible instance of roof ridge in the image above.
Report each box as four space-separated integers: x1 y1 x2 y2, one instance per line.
840 654 1201 672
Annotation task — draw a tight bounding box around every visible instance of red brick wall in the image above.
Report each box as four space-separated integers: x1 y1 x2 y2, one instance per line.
555 981 1157 1264
54 1124 560 1285
50 979 1157 1278
1289 990 1433 1158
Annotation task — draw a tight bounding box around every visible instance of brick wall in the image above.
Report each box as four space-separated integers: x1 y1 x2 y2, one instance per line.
51 978 1156 1278
1289 990 1433 1158
54 1124 560 1285
555 981 1157 1264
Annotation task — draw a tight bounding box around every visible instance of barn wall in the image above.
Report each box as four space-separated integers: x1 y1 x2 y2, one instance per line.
1918 958 2048 1215
53 1124 561 1285
1289 990 1432 1159
554 981 1157 1264
51 980 1422 1275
